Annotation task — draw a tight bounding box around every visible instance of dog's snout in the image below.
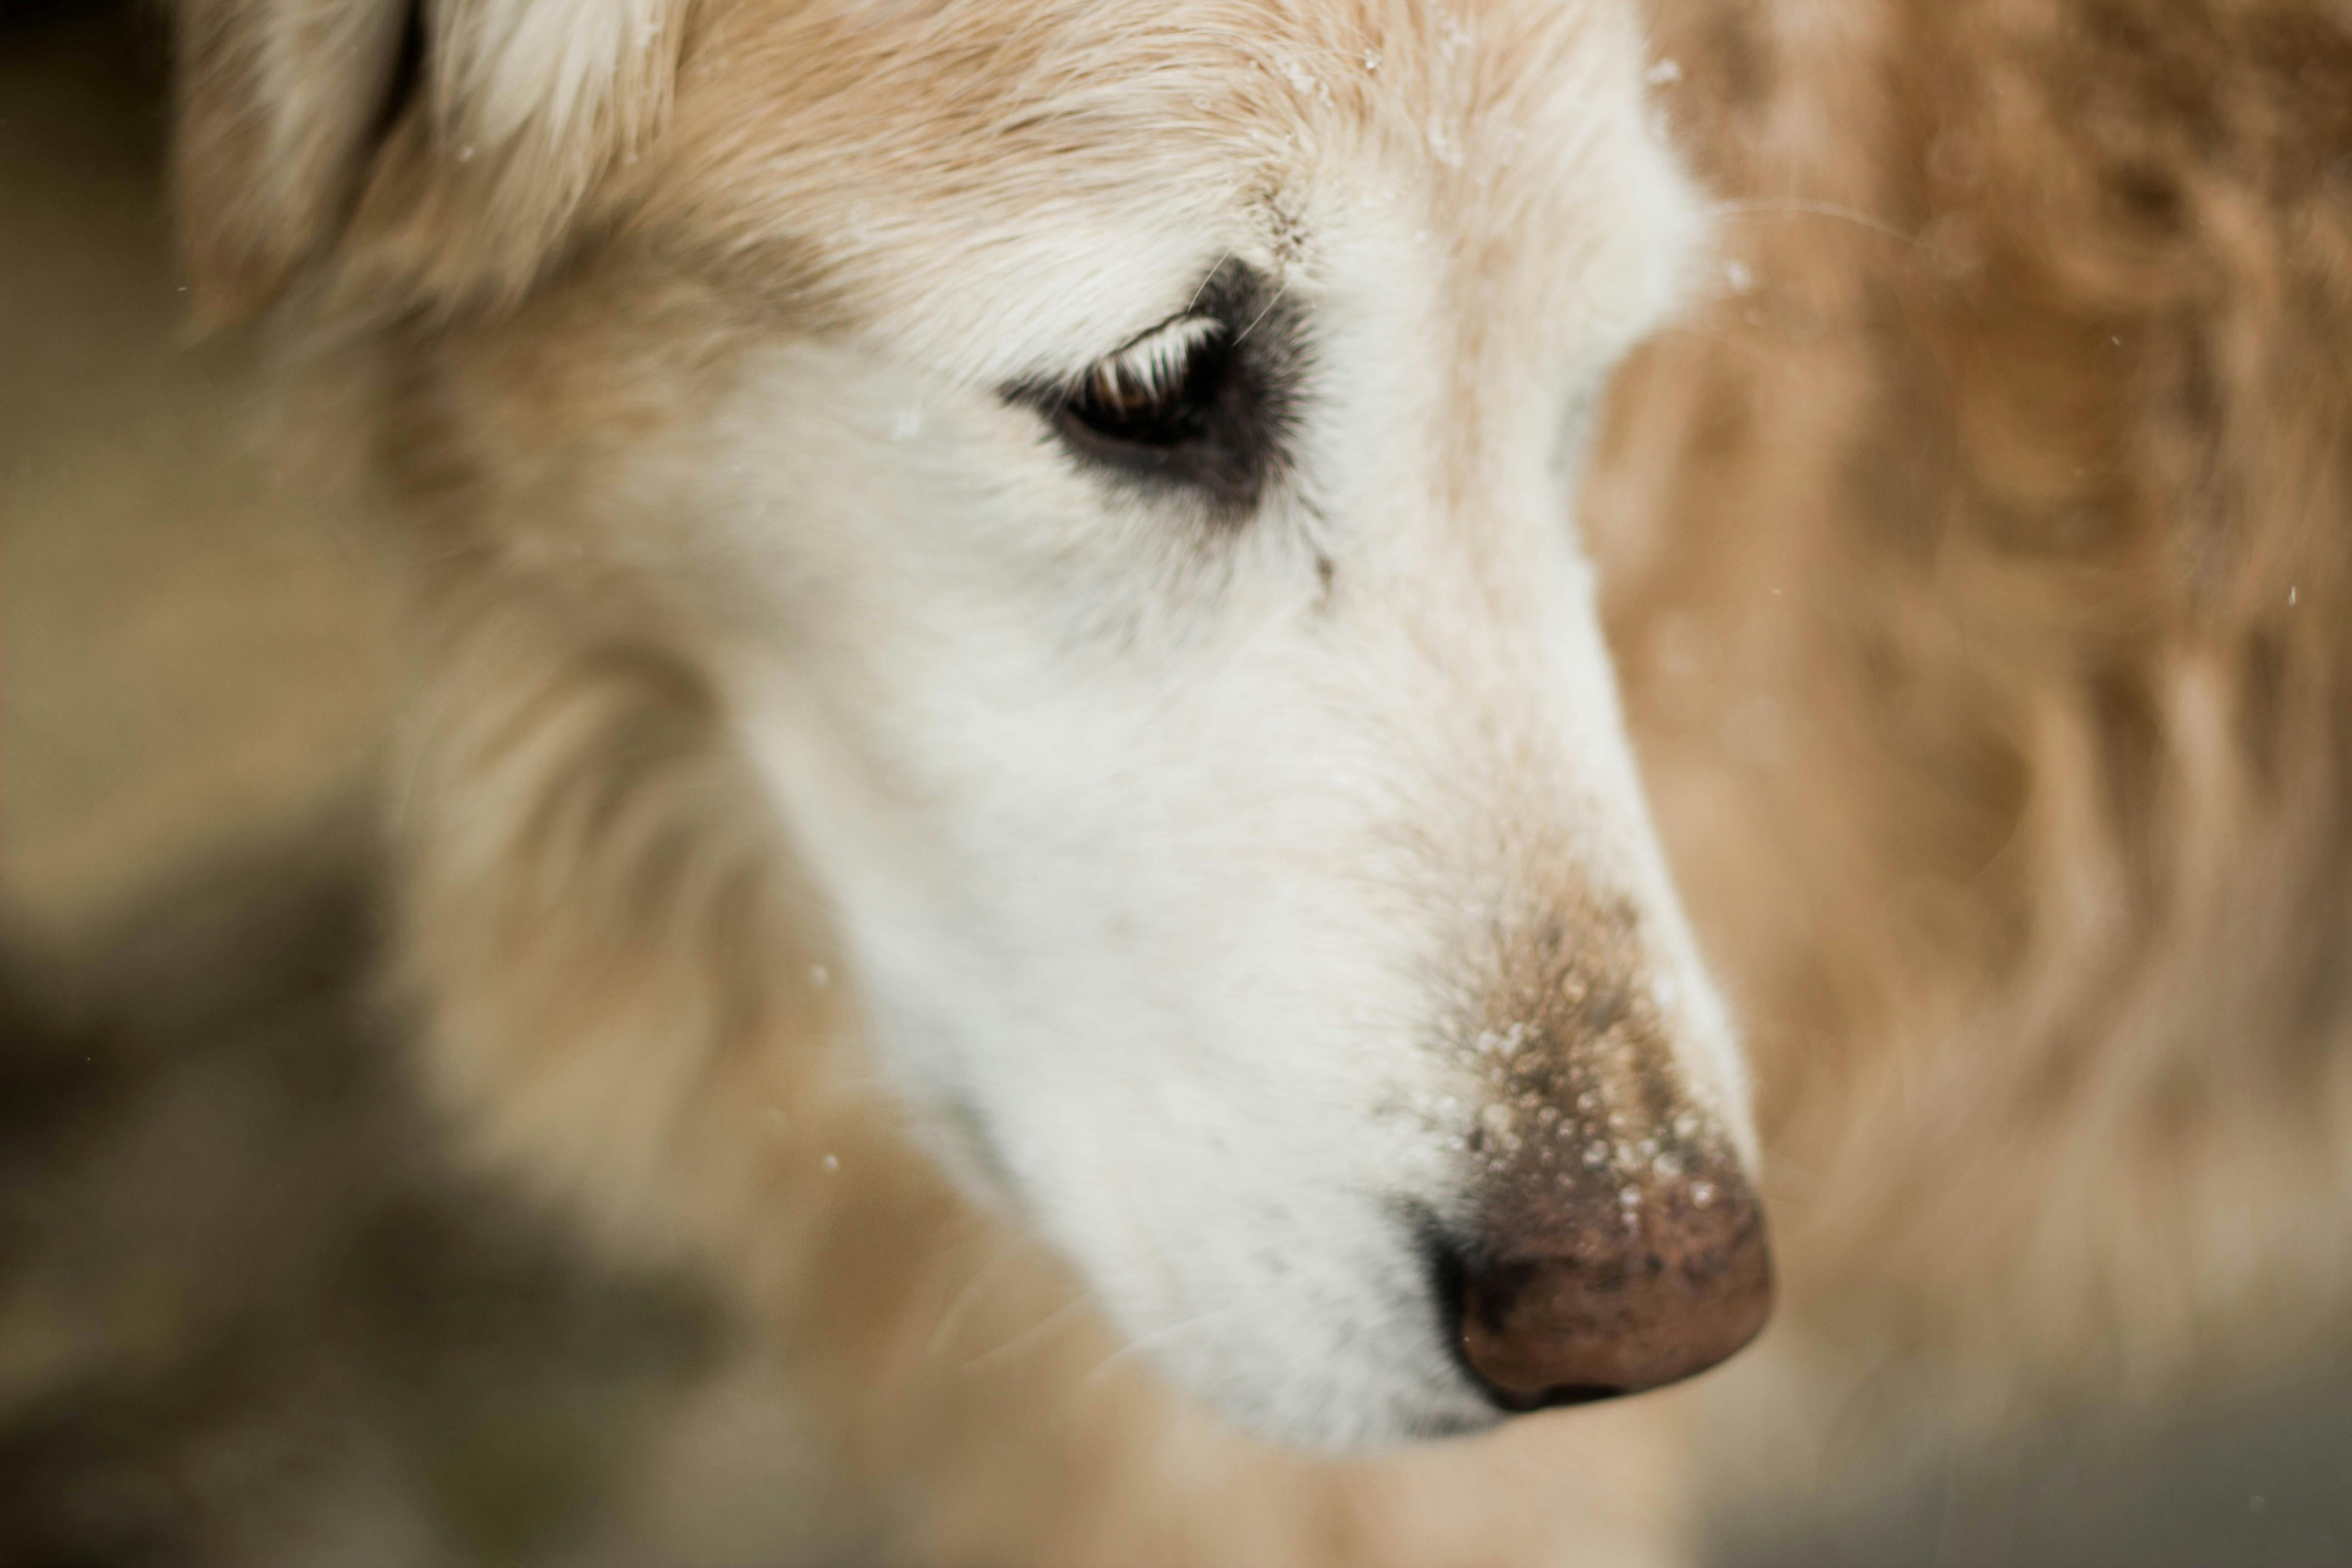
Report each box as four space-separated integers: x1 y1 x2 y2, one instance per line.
1446 1162 1773 1411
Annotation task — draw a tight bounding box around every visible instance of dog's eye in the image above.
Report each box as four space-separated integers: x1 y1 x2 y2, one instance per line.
1014 262 1296 519
1063 315 1229 448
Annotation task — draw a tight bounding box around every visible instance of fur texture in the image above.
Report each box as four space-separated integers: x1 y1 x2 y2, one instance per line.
166 0 2352 1561
179 0 1756 1559
1604 0 2352 1463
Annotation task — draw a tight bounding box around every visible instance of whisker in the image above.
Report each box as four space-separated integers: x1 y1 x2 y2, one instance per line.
1186 250 1236 314
960 1294 1093 1373
1710 197 1924 248
1233 275 1293 345
1077 1303 1244 1387
925 1237 1032 1358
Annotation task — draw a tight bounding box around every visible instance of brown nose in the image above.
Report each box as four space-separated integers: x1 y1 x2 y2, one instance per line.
1453 1171 1773 1409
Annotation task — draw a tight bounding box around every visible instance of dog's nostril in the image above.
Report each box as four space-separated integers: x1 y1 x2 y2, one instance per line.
1442 1171 1774 1413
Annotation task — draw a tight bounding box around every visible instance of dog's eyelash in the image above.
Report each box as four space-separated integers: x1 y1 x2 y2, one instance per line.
1056 311 1233 457
1082 315 1225 413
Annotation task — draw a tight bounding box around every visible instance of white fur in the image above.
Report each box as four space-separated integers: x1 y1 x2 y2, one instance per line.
685 79 1744 1444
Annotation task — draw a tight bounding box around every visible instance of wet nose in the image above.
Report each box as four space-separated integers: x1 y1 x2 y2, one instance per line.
1450 1169 1773 1410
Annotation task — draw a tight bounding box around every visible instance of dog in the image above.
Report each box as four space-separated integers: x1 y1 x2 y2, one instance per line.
167 0 2352 1561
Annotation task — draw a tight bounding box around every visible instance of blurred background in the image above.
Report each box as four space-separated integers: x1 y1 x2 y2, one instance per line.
4 2 2348 1563
2 8 795 1564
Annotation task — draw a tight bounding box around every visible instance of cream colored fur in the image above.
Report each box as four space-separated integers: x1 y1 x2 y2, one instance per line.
169 0 2352 1561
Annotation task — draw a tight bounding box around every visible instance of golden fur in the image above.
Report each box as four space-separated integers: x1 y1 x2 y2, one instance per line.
1604 0 2352 1459
169 0 2352 1558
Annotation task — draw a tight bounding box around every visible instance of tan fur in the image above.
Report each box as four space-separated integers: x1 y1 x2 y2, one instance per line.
171 0 2352 1558
1599 0 2352 1477
176 0 690 318
173 0 415 318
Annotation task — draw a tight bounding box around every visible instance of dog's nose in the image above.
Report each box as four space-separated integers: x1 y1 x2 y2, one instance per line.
1451 1168 1773 1410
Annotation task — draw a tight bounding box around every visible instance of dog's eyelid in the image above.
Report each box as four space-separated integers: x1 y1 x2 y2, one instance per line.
1065 312 1225 405
1104 312 1223 373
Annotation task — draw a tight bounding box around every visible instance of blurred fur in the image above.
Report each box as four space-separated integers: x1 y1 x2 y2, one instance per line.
1603 0 2352 1441
177 0 1731 1559
162 0 2352 1562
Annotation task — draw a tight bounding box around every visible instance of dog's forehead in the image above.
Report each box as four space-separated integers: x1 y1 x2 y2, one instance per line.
656 0 1691 380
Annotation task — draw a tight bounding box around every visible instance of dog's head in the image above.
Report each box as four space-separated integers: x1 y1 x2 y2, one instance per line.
177 0 1768 1446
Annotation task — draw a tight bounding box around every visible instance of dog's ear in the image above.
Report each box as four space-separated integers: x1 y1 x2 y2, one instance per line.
172 0 689 323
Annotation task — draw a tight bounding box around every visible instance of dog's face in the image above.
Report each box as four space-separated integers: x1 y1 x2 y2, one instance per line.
180 0 1770 1448
661 0 1766 1445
